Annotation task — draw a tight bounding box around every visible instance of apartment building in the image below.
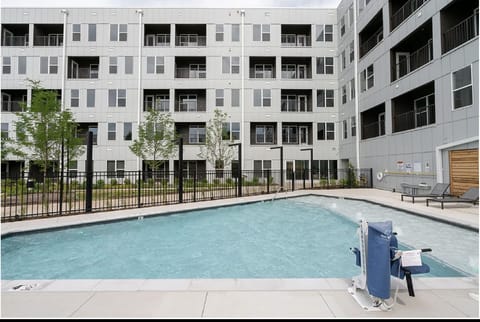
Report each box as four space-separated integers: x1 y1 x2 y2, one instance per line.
1 0 478 192
337 0 478 194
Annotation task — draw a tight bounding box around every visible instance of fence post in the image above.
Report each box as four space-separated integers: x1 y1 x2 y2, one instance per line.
137 170 141 208
292 171 295 191
178 137 183 203
369 168 373 188
85 131 93 213
266 169 270 194
193 172 197 202
303 168 306 189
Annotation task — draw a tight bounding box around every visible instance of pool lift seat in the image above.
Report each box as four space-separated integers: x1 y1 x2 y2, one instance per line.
347 220 431 311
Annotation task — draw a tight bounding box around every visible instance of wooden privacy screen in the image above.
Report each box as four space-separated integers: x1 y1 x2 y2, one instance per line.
449 148 479 196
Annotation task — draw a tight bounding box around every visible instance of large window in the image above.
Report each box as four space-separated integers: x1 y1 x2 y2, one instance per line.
108 89 126 107
452 66 473 109
316 24 333 42
232 24 240 41
147 56 164 74
282 125 299 144
253 89 271 107
178 94 197 111
189 125 206 144
360 64 374 92
253 24 270 41
222 122 240 141
316 57 334 74
414 94 435 127
110 24 127 41
317 122 335 140
254 160 272 178
255 125 275 144
254 64 273 78
107 160 125 178
317 89 334 107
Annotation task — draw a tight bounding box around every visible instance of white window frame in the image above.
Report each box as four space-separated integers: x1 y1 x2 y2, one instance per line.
231 56 240 74
108 122 116 140
2 56 11 74
282 125 299 144
179 94 198 111
255 64 273 78
216 24 224 41
343 120 348 139
350 78 355 100
351 116 356 137
71 89 79 107
282 64 296 79
188 125 206 144
414 93 434 127
262 24 270 41
109 57 118 74
216 89 224 107
451 65 473 110
342 85 347 104
255 125 275 144
49 56 58 74
119 24 127 41
72 24 81 41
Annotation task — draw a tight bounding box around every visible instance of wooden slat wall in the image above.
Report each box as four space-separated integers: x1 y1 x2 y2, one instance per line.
449 149 479 196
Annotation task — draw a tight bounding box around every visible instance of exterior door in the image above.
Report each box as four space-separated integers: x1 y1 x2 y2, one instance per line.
299 126 308 145
286 160 294 180
378 112 385 136
297 34 307 46
70 60 79 79
297 65 307 79
145 34 155 46
449 149 479 196
395 52 410 78
298 95 307 112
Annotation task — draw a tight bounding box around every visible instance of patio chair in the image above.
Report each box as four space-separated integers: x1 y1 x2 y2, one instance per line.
400 183 450 203
426 187 479 209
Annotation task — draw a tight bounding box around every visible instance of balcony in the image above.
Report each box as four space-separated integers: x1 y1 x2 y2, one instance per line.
442 12 479 54
68 57 99 79
361 103 385 140
281 123 313 145
2 24 29 46
175 24 206 47
144 24 170 46
281 90 312 112
392 82 435 133
250 123 277 145
33 24 63 46
281 24 312 47
249 57 276 79
281 57 312 79
175 123 206 145
174 89 206 112
391 20 432 81
359 10 384 58
1 90 27 112
175 57 206 79
77 123 98 145
390 0 430 31
143 89 169 112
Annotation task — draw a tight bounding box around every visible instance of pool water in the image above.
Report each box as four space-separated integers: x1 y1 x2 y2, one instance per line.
1 196 477 279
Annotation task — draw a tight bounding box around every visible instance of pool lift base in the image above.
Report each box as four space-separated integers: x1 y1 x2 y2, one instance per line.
348 284 387 312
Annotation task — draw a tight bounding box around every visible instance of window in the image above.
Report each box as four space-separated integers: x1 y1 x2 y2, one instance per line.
316 25 324 41
343 120 348 139
317 89 334 107
178 95 198 111
108 123 116 140
109 89 126 107
324 25 333 42
350 78 355 100
71 89 79 107
72 24 81 41
147 56 164 74
254 64 273 78
189 125 206 144
110 24 127 41
216 24 224 41
125 56 133 74
317 122 335 140
342 85 347 104
340 16 345 37
254 160 272 178
18 56 26 74
1 123 9 139
3 57 11 74
49 57 58 74
107 160 125 178
316 57 334 74
232 89 240 107
414 93 435 127
253 24 270 41
109 57 118 74
452 66 473 109
124 122 132 141
87 89 95 108
351 116 356 137
222 122 240 141
349 5 354 27
281 95 297 112
231 56 240 74
360 64 374 92
282 125 298 144
316 24 333 41
216 89 224 107
349 41 354 63
88 24 96 41
222 57 230 74
255 125 275 144
253 89 271 107
232 24 240 41
341 50 346 70
40 56 57 74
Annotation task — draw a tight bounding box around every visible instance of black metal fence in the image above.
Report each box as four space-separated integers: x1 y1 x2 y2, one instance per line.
1 168 372 222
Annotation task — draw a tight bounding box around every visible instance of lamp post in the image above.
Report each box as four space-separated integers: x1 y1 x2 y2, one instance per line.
229 143 242 197
300 147 313 189
270 146 283 191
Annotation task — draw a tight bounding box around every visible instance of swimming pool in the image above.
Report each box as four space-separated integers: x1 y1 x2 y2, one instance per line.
1 195 477 279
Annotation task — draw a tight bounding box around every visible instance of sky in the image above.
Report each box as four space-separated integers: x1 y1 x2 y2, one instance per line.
2 0 342 8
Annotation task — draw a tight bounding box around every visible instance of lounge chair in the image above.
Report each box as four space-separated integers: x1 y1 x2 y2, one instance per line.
401 183 450 203
426 187 479 209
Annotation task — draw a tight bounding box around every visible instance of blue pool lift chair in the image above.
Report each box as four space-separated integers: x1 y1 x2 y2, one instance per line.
349 220 431 311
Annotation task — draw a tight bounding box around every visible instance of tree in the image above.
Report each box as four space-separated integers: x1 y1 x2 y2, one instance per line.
198 108 234 172
13 80 84 176
129 109 177 173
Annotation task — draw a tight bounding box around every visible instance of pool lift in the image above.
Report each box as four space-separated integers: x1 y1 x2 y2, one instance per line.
348 219 431 311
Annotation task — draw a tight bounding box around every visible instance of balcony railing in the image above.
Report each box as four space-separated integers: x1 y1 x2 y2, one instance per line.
33 34 63 46
390 0 430 31
2 35 29 46
281 34 311 47
393 105 435 133
175 68 206 78
359 27 383 58
392 39 433 81
362 121 385 139
69 67 98 79
175 35 206 47
144 100 169 112
144 34 170 46
2 100 24 112
175 101 206 112
442 12 479 54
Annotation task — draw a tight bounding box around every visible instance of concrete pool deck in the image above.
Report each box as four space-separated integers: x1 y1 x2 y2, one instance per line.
1 188 479 318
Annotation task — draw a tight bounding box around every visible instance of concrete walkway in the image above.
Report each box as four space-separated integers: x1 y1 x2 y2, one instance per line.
1 189 479 318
